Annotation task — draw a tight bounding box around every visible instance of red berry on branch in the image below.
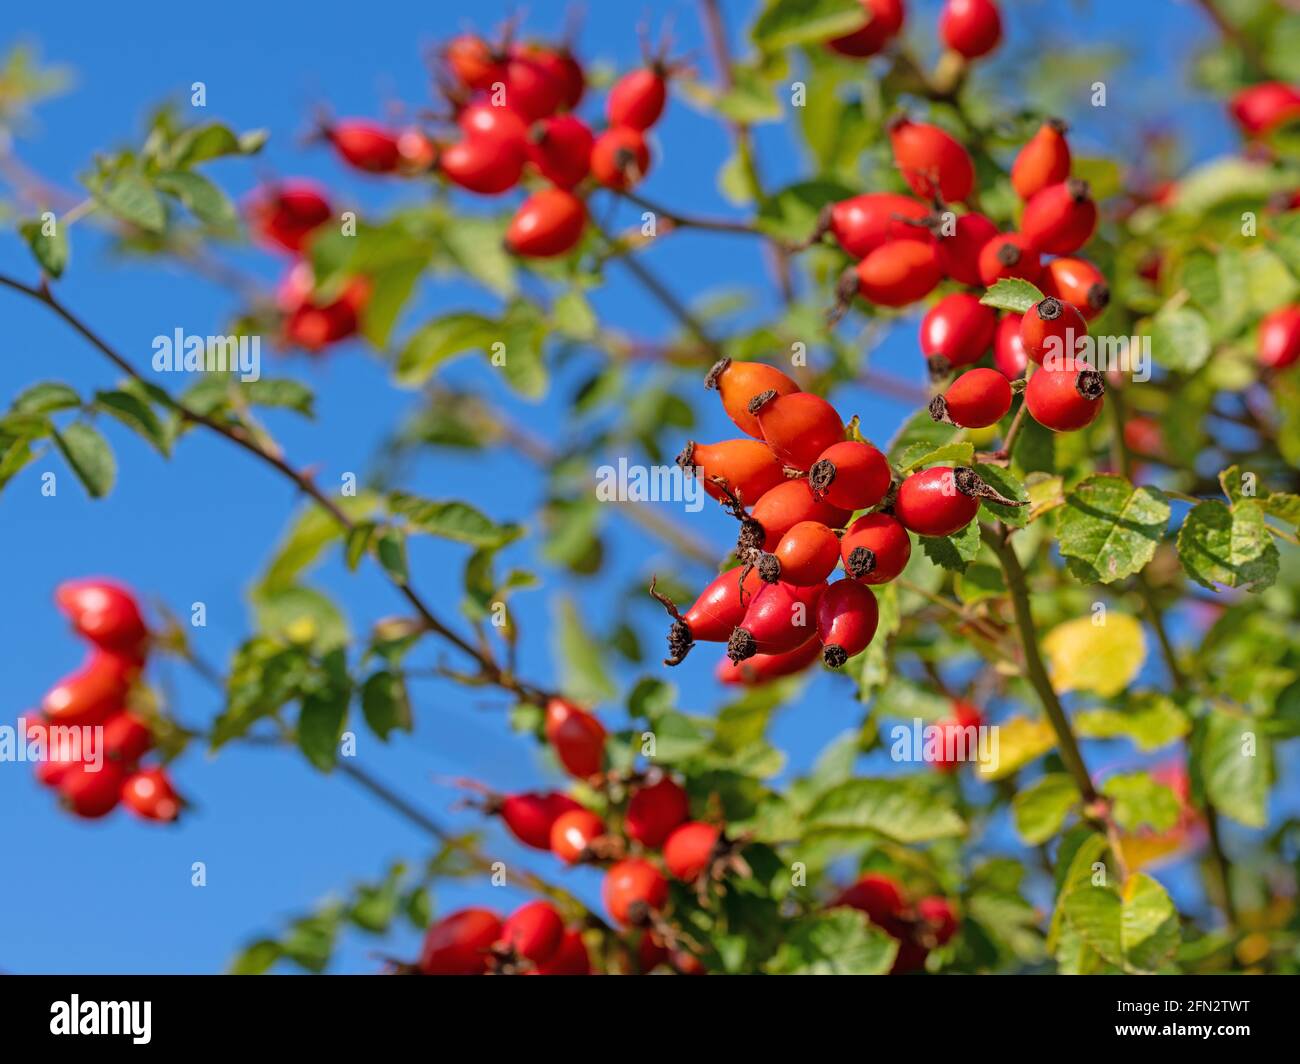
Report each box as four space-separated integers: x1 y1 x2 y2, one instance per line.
60 759 128 819
532 928 592 975
626 776 690 849
396 128 438 173
55 579 148 655
420 908 502 975
517 43 585 110
827 0 906 58
603 859 669 925
678 565 765 645
715 635 822 685
748 390 845 471
245 182 332 254
828 193 931 258
635 931 670 973
834 873 908 933
505 188 587 257
526 114 594 189
856 239 944 306
502 48 565 121
816 579 879 667
895 467 980 537
939 0 1003 60
497 791 582 850
440 134 526 194
607 67 668 130
751 480 851 552
445 35 506 92
934 210 998 286
934 367 1012 428
705 358 800 439
102 710 153 766
664 821 721 881
678 438 785 506
1041 256 1109 320
544 698 607 779
888 116 975 203
1011 118 1071 201
765 521 842 587
919 292 998 369
499 900 565 964
932 699 984 773
550 808 607 864
1021 180 1097 255
1020 296 1089 366
994 313 1028 379
809 440 892 512
1024 356 1106 431
1258 304 1300 369
728 581 826 662
120 766 181 821
27 717 80 788
841 513 912 585
1230 81 1300 135
977 232 1041 286
591 126 652 190
42 649 138 727
278 264 370 351
457 102 529 149
326 120 402 174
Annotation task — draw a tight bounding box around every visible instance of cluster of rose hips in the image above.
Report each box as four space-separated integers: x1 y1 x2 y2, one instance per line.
417 697 732 975
828 0 1002 61
26 581 180 822
831 872 959 974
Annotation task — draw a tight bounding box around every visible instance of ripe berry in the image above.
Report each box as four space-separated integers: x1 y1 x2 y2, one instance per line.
809 440 892 512
728 581 826 662
1024 356 1106 431
748 390 844 471
440 135 525 195
678 438 785 507
500 900 564 964
827 0 906 57
43 650 138 726
497 791 582 850
939 0 1002 60
420 908 502 975
919 292 997 370
895 467 980 537
1124 415 1165 458
1041 257 1109 320
591 126 651 190
544 698 607 779
607 67 668 130
502 49 564 121
457 102 529 149
1020 296 1088 367
932 699 984 772
841 513 912 584
764 521 841 587
994 313 1028 379
934 211 998 286
120 766 181 821
60 759 127 819
751 480 851 552
1257 304 1300 369
705 357 800 438
445 35 505 91
626 776 690 848
834 873 908 933
856 239 944 307
278 263 369 351
1011 118 1071 201
550 809 607 864
977 232 1040 286
102 711 153 766
527 114 594 189
326 120 402 174
1021 180 1097 255
715 635 822 686
664 822 721 881
934 368 1012 428
1230 81 1300 135
396 128 438 173
888 116 975 203
603 859 669 925
517 43 585 110
829 193 931 259
636 931 670 973
917 896 959 945
678 565 765 644
505 188 587 257
816 579 879 667
55 579 148 654
533 928 592 975
246 182 332 254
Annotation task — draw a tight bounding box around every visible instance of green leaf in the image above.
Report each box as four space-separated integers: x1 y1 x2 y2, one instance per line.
155 170 237 228
1197 708 1270 828
93 389 170 455
257 498 376 596
211 638 313 748
19 216 69 277
1120 873 1180 973
887 407 959 466
395 312 496 387
973 463 1029 527
254 586 349 651
1058 474 1170 584
1150 306 1211 373
896 440 973 474
166 122 268 168
552 289 597 339
918 519 980 571
0 432 37 489
1042 613 1146 698
1100 771 1181 832
498 301 548 400
1073 692 1190 751
94 171 166 232
53 421 115 497
298 683 349 771
1012 773 1079 845
756 179 853 242
1061 888 1124 968
981 278 1044 314
361 260 425 348
806 777 965 843
13 381 79 415
555 596 616 705
361 669 412 741
439 215 517 297
241 378 315 417
375 527 409 584
752 0 864 51
766 910 898 975
955 561 1005 604
228 939 281 975
1176 498 1279 592
388 492 522 548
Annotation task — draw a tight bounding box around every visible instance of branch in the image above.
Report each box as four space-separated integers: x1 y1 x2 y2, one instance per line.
616 188 773 239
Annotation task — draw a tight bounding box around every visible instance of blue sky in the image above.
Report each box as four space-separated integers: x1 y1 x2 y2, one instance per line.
0 1 1280 973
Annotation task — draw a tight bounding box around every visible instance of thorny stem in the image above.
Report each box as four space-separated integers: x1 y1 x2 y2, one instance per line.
0 271 554 706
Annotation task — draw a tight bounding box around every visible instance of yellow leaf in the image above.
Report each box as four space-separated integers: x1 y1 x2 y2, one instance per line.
977 715 1057 781
1042 613 1146 697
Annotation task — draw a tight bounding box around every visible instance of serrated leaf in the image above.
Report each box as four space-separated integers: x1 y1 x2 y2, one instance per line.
167 122 267 168
155 170 237 228
19 216 69 277
1058 474 1170 584
53 421 115 497
1176 498 1279 592
766 910 898 975
1101 771 1181 833
1150 306 1211 373
94 171 166 232
897 439 974 473
395 312 496 387
918 519 980 571
1042 613 1145 698
806 777 965 842
976 715 1057 781
1073 692 1190 751
93 389 170 455
388 492 522 548
1197 708 1270 828
298 682 349 771
12 381 79 415
1013 773 1079 845
375 527 408 584
1061 888 1124 968
555 595 616 705
254 586 349 652
553 289 597 339
242 377 314 416
1120 873 1180 972
756 179 853 242
752 0 864 51
981 278 1044 314
361 669 412 741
